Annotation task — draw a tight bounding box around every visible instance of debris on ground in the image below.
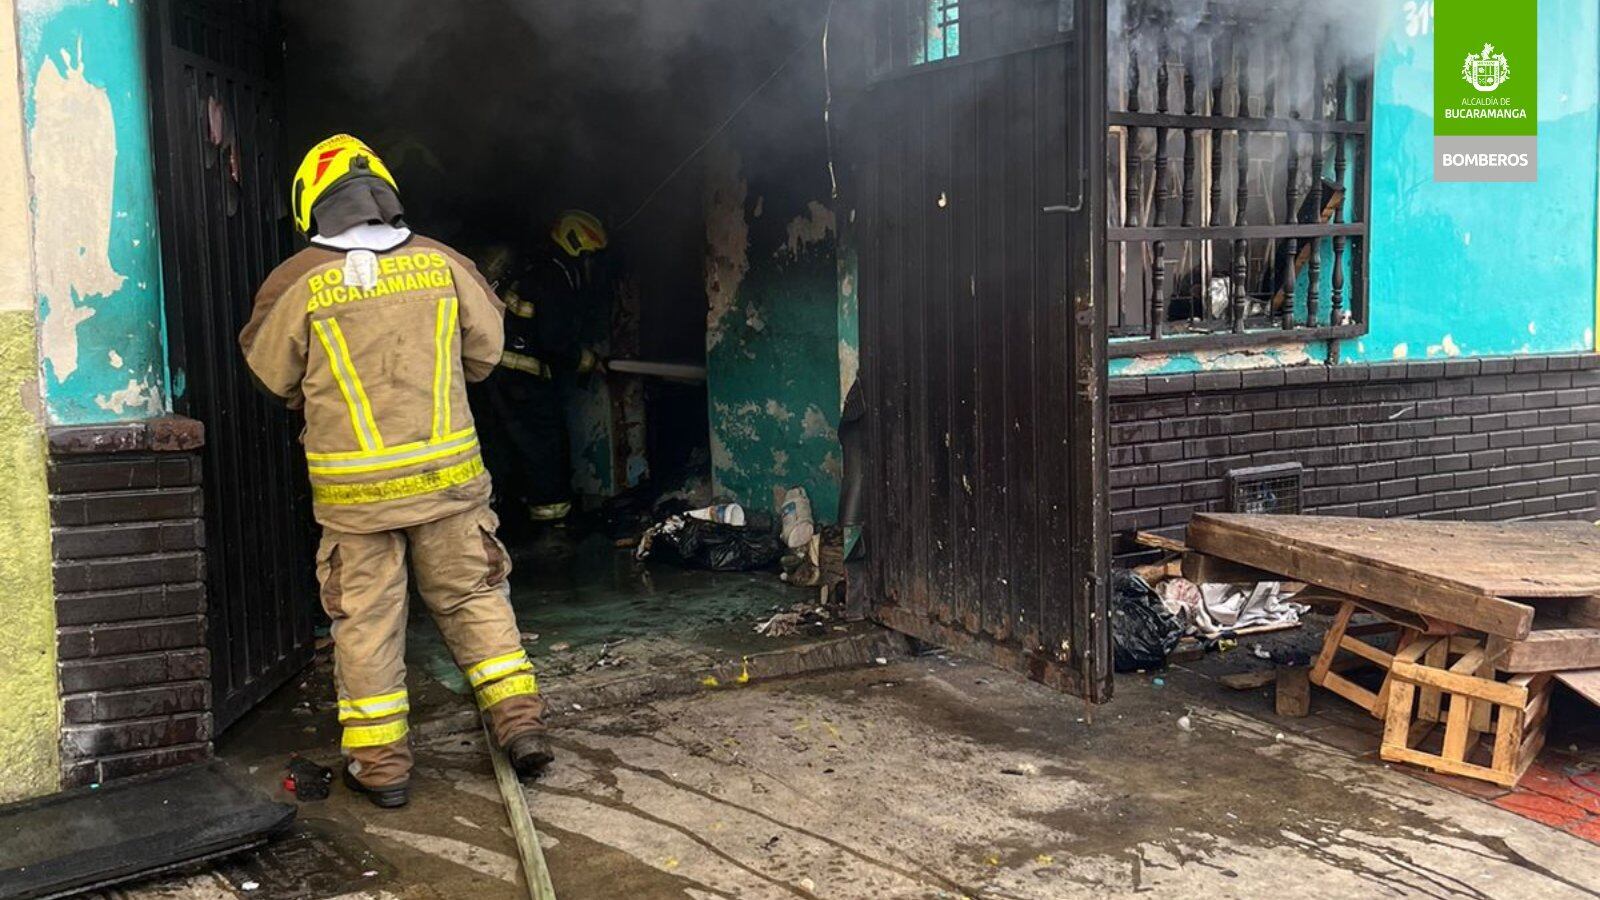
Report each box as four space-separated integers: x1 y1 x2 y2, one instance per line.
1158 579 1309 640
779 486 815 549
635 513 785 571
283 754 333 802
1111 569 1183 672
585 639 630 670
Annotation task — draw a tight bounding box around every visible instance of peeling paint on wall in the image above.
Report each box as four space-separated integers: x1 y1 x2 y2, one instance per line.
30 41 119 383
1109 341 1319 376
19 0 168 425
782 201 836 260
704 138 843 523
93 375 160 415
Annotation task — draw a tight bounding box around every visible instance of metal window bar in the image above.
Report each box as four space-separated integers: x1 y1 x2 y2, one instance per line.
909 0 962 64
1107 2 1372 355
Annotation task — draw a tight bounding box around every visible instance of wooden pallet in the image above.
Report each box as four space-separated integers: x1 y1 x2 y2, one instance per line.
1380 635 1553 787
1308 599 1415 718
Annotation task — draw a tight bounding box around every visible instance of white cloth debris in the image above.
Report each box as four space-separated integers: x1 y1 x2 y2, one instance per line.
1156 578 1307 639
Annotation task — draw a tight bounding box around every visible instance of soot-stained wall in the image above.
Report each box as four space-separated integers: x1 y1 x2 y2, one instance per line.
705 135 844 523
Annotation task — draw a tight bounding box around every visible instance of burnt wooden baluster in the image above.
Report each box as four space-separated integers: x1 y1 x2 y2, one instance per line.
1181 37 1197 228
1331 64 1349 329
1307 44 1324 328
1150 35 1171 339
1180 36 1197 324
1231 34 1249 332
1208 35 1226 326
1126 37 1140 229
1282 109 1300 329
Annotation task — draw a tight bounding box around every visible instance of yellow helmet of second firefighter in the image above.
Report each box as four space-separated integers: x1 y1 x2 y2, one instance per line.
550 210 608 258
290 134 399 235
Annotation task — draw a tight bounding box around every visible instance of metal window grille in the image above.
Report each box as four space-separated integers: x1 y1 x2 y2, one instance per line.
1226 463 1304 515
911 0 962 64
1108 1 1373 358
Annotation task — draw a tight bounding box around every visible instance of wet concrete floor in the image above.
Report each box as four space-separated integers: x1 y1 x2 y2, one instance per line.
114 650 1600 899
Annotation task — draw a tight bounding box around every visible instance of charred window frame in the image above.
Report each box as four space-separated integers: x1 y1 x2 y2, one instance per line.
1107 2 1373 357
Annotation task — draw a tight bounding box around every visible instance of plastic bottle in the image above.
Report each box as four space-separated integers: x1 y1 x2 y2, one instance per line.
779 486 814 549
687 503 746 526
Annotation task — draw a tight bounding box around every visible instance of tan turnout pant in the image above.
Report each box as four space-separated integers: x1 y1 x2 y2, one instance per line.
316 503 546 787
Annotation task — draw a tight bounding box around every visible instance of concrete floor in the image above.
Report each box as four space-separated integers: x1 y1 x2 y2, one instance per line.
110 649 1600 900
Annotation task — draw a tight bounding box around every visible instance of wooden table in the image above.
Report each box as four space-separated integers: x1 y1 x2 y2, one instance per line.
1181 513 1600 787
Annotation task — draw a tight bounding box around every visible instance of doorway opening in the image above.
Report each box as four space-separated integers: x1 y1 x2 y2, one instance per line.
274 0 861 708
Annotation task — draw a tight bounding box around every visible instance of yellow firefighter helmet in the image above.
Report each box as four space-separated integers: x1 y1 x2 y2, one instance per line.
550 210 608 257
291 134 399 234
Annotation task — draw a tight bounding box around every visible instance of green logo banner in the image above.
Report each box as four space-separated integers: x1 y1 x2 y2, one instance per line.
1434 0 1538 181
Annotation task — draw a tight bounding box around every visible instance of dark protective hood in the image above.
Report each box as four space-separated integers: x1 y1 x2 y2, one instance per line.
310 175 406 236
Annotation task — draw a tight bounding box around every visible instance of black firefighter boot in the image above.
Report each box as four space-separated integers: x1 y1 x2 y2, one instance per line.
342 767 410 809
506 731 555 778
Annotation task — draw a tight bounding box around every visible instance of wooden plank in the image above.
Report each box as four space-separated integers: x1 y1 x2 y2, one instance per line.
1381 677 1418 752
1322 670 1380 713
1136 531 1187 553
1187 515 1537 639
1498 628 1600 673
1339 634 1395 667
1382 742 1521 788
1181 551 1285 585
1276 667 1311 717
1491 699 1525 775
1418 640 1449 723
1441 648 1487 761
1391 659 1528 708
1190 514 1600 600
1555 668 1600 708
1311 602 1355 684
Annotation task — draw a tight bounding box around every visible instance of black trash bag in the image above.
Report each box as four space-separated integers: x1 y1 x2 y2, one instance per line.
1111 568 1183 672
636 516 785 572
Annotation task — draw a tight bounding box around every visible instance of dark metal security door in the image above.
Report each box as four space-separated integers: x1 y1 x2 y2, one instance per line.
845 0 1110 701
146 0 316 730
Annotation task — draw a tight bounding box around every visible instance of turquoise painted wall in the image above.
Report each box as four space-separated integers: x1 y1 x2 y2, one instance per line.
1109 1 1599 375
18 0 167 424
706 144 844 524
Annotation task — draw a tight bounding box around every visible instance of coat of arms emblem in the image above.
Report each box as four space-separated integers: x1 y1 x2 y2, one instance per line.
1461 42 1510 93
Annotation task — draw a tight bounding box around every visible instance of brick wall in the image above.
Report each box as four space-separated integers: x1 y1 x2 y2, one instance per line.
48 418 211 787
1109 353 1600 557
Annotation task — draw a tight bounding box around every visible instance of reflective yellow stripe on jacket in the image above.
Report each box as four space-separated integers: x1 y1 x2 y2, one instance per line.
313 455 486 506
307 428 479 476
307 301 486 507
313 318 383 451
431 297 459 440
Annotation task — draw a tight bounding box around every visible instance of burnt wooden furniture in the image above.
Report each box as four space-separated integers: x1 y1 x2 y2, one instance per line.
1183 513 1600 786
1187 514 1600 640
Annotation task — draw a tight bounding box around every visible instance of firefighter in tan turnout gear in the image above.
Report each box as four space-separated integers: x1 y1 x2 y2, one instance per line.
240 134 552 808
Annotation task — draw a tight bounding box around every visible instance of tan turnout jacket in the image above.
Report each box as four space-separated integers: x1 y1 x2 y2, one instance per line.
240 236 504 533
